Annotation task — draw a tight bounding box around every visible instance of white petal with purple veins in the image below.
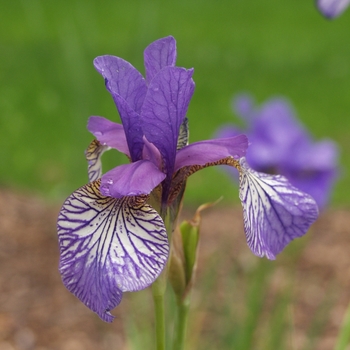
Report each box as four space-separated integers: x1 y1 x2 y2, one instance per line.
238 158 318 259
57 180 169 322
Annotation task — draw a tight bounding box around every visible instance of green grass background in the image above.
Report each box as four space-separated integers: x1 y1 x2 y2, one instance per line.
1 0 349 207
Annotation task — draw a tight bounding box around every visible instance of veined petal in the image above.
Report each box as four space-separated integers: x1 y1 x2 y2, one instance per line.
144 36 177 83
87 116 130 157
94 56 146 161
141 66 195 180
174 135 248 171
94 55 147 113
316 0 350 18
85 139 110 182
100 160 166 198
57 180 168 322
237 158 318 259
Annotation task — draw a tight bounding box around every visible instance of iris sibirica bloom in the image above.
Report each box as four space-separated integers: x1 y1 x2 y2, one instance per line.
216 94 338 209
316 0 350 18
57 37 318 322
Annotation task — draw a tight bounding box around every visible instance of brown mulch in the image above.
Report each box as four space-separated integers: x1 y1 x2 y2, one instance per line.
0 187 350 350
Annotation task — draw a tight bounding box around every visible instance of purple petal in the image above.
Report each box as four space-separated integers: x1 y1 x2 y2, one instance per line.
174 135 248 171
57 181 168 322
141 66 195 180
238 158 319 259
280 139 338 209
232 93 255 122
100 160 166 198
287 139 338 171
316 0 350 18
87 116 130 157
85 139 110 182
144 36 177 83
215 125 243 140
246 99 307 169
93 56 146 161
142 137 162 169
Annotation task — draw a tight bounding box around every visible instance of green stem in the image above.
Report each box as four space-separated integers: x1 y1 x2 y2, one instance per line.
172 299 190 350
152 270 167 350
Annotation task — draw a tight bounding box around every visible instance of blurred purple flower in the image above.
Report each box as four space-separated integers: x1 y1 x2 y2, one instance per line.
57 36 248 322
316 0 350 18
216 94 338 209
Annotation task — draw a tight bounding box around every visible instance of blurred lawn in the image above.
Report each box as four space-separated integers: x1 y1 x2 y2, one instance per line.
1 0 349 206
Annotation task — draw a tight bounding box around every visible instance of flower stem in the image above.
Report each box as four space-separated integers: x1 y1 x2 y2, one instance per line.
172 298 190 350
152 258 168 350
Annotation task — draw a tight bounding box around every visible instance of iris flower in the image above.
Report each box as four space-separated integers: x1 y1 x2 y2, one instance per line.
57 37 318 322
216 94 338 209
316 0 350 18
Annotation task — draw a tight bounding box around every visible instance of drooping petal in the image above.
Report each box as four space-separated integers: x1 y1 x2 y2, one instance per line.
100 160 166 198
57 180 169 322
87 116 130 157
94 56 146 161
174 135 248 171
141 66 195 181
144 36 177 83
316 0 350 18
237 158 318 259
85 139 110 182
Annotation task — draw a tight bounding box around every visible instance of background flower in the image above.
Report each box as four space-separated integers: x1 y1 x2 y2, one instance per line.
316 0 350 18
216 94 339 209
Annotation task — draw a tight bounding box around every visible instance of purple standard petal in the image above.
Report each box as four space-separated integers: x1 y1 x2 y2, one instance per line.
57 180 169 322
141 66 195 180
94 56 147 161
174 135 248 171
87 116 130 157
144 36 177 83
238 158 319 260
316 0 350 18
100 160 166 198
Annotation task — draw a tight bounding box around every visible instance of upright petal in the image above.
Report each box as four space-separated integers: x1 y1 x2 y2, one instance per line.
316 0 350 18
174 135 248 171
94 56 147 161
141 66 195 182
100 160 166 198
87 116 130 157
237 158 318 259
144 36 177 83
57 180 168 322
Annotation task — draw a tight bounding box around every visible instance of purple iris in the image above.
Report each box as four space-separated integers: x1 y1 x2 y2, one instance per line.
57 37 319 322
216 94 338 209
57 37 248 322
316 0 350 18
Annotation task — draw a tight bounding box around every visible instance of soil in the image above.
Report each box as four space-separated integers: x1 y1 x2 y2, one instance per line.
0 187 350 350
